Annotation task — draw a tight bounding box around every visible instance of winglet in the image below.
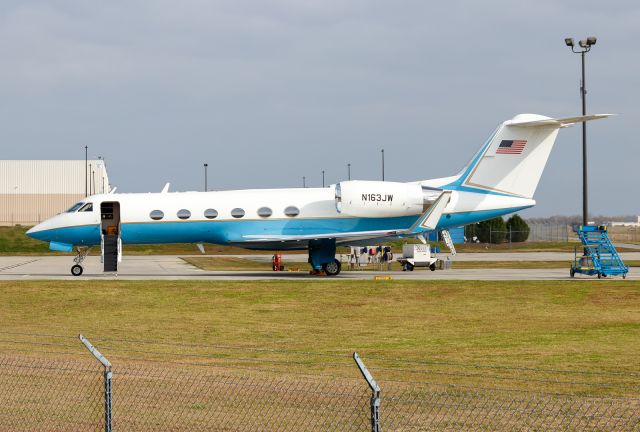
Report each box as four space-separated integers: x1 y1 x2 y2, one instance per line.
406 191 452 234
161 183 170 193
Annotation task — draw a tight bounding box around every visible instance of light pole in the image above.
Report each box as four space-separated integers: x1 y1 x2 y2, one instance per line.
565 36 597 226
97 156 103 193
303 176 306 188
204 163 208 192
84 146 88 197
347 163 351 181
381 149 385 181
322 170 325 188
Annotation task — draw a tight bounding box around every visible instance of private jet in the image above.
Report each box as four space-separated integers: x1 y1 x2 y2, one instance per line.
27 113 610 276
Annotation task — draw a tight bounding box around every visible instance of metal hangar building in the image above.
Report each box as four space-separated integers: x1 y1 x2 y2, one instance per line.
0 160 110 226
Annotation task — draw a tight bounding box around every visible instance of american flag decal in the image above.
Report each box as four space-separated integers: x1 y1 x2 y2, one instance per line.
496 139 527 155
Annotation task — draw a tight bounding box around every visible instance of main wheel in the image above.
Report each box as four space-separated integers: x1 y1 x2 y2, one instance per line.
405 263 415 272
71 264 83 276
322 259 341 276
429 263 436 272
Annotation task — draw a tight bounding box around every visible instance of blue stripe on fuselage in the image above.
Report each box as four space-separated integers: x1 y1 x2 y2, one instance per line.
27 224 101 246
27 206 531 248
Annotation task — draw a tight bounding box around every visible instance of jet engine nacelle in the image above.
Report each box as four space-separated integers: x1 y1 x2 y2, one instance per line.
335 180 437 218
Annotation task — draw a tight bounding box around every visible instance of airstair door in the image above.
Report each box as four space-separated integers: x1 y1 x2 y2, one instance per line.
100 202 121 273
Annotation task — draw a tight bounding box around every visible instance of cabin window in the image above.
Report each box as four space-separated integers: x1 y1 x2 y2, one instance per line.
257 207 272 218
66 202 84 213
204 208 218 219
231 208 245 219
177 209 191 220
78 203 93 212
150 210 164 220
284 206 300 217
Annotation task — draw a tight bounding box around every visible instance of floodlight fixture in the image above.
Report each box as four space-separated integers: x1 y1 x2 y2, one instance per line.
564 37 574 47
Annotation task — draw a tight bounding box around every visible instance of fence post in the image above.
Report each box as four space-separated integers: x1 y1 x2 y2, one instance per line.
353 352 380 432
79 335 112 432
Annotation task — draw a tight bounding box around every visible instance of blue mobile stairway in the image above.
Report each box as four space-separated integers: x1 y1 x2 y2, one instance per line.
571 225 629 279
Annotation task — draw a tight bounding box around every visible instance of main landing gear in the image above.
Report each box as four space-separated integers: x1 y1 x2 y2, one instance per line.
322 259 342 276
308 238 341 276
71 247 89 276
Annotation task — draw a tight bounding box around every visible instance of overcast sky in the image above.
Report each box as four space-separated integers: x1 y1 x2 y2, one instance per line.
1 0 638 217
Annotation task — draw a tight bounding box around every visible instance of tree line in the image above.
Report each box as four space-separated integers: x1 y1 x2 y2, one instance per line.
464 214 530 244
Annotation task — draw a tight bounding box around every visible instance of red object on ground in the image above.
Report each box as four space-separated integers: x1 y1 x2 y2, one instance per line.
272 254 282 271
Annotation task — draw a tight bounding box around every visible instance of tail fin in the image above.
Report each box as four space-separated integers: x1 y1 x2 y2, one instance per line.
455 113 611 198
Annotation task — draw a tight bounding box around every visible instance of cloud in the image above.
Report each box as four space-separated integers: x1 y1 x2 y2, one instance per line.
0 0 638 215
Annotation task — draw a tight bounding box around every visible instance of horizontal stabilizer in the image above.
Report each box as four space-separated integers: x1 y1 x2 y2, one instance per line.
505 114 613 128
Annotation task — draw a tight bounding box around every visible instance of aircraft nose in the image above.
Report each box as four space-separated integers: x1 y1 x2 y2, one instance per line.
26 224 40 238
26 221 53 241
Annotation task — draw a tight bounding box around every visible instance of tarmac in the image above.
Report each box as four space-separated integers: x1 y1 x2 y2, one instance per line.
0 254 637 281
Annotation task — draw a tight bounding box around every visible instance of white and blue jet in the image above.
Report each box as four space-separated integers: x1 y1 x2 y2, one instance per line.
27 113 609 276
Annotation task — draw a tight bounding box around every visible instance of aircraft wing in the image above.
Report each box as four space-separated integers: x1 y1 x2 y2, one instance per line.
242 228 406 244
242 191 452 244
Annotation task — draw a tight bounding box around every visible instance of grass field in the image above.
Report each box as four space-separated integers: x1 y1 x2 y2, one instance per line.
182 256 309 271
1 280 638 375
1 277 638 432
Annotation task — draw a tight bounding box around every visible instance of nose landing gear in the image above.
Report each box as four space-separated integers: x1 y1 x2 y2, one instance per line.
71 247 90 276
71 264 83 276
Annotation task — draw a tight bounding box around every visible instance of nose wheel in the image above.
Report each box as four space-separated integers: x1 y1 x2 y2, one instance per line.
71 264 83 276
71 246 90 277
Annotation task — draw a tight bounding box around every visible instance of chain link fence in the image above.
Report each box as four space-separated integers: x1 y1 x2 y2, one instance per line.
0 355 104 430
527 224 571 242
112 363 369 430
474 225 639 244
1 332 639 431
379 381 640 431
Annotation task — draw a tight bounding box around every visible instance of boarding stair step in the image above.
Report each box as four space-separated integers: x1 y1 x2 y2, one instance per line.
572 225 628 278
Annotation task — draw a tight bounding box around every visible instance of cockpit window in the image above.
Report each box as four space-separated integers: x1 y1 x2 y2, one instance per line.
78 203 93 212
66 202 84 213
